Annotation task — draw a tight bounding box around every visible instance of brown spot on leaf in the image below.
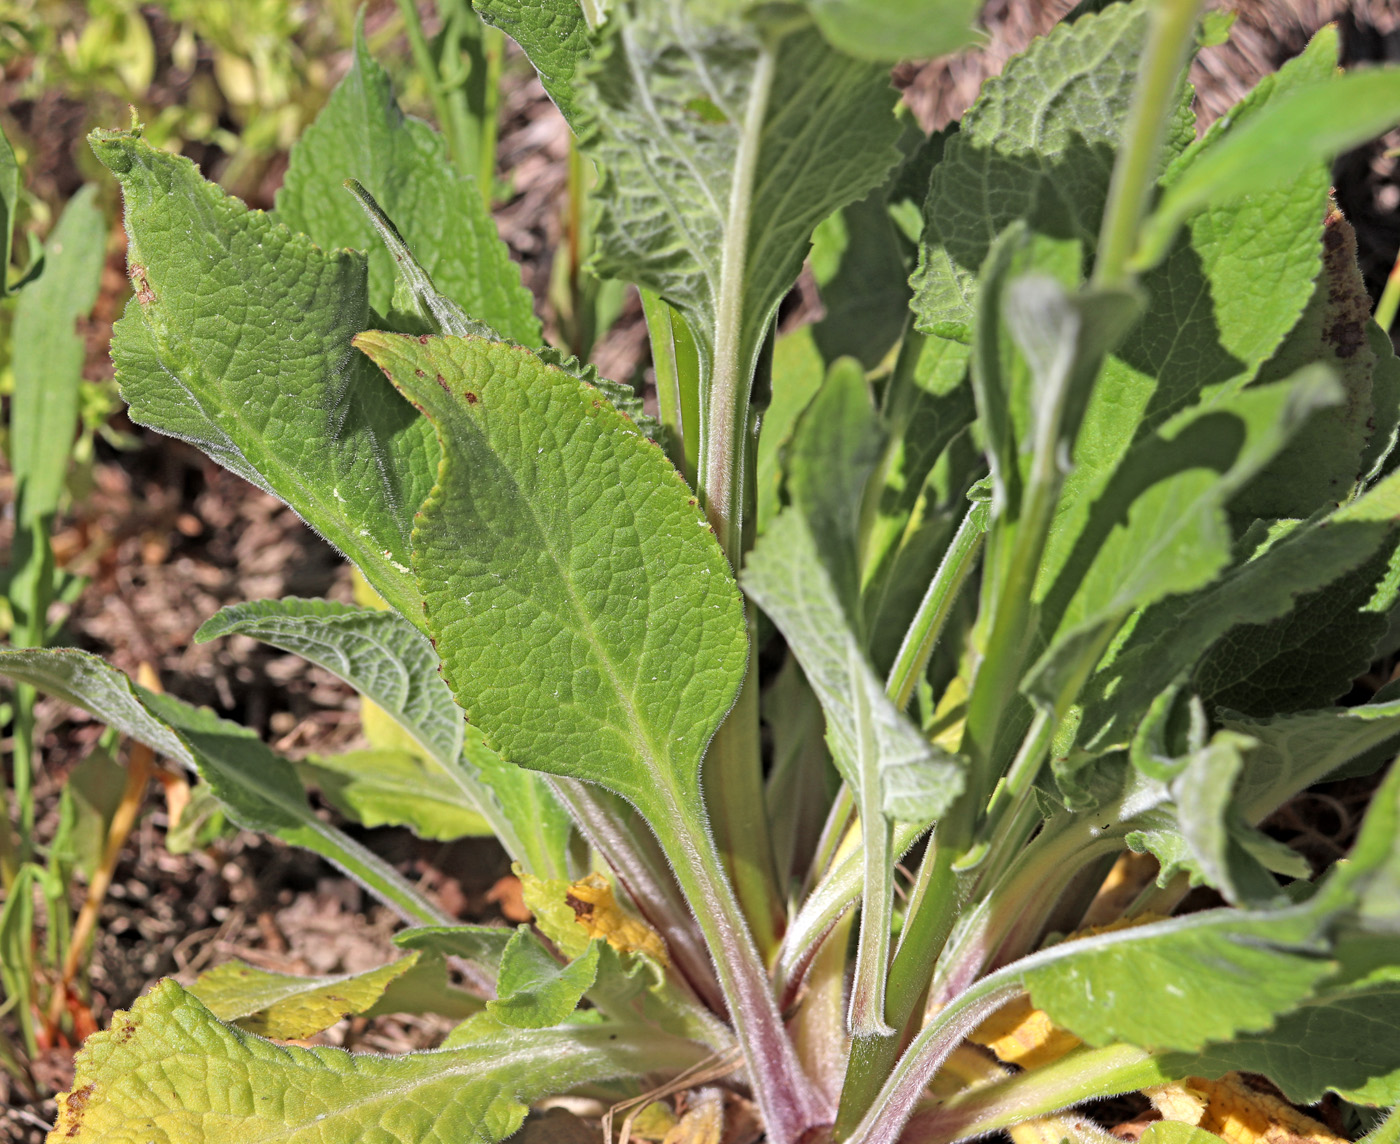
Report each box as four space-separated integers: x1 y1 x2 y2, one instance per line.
436 373 451 393
128 263 155 305
1319 208 1369 360
565 892 593 922
418 334 431 344
63 1083 96 1137
415 369 425 378
464 391 479 404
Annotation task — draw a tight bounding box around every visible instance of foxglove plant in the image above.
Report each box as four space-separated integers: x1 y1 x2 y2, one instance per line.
9 2 1400 1143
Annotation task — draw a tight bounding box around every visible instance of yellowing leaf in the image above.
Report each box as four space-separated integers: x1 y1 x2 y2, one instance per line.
1147 1074 1347 1144
968 993 1083 1070
662 1088 724 1144
566 874 669 966
189 954 421 1040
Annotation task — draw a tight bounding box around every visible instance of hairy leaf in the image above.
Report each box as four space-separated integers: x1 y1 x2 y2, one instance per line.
197 597 573 876
90 130 434 624
275 27 538 341
51 981 708 1144
474 0 591 129
488 929 601 1029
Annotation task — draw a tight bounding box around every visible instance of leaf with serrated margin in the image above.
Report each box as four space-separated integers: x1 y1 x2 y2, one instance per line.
579 3 901 411
911 1 1192 341
805 0 981 62
196 597 573 877
90 130 433 626
0 648 447 925
1221 698 1400 826
489 928 602 1029
51 980 710 1144
353 331 747 818
275 26 538 343
1028 369 1341 709
190 954 425 1039
1160 981 1400 1105
1033 29 1336 627
1073 467 1400 752
474 0 591 129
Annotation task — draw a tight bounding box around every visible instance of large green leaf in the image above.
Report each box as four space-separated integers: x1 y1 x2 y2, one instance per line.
577 2 902 472
0 649 448 925
90 130 434 625
353 331 823 1141
51 981 709 1144
1162 981 1400 1105
911 1 1191 341
275 27 538 342
354 331 746 816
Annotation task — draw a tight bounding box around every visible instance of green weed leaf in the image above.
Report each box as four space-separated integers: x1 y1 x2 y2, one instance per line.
489 929 602 1029
805 0 981 62
276 28 538 342
90 130 434 625
51 980 708 1144
353 332 747 817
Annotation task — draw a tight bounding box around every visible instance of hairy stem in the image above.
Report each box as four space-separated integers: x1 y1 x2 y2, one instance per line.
1092 0 1204 288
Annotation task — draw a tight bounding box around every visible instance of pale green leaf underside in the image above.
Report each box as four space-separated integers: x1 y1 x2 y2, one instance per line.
0 649 446 925
581 8 902 384
198 598 463 764
275 29 539 343
912 1 1190 340
354 332 748 815
745 511 964 822
52 980 708 1144
90 130 435 626
298 748 493 840
196 596 573 875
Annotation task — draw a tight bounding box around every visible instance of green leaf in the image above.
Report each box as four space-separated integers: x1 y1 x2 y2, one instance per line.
275 28 538 342
9 184 107 528
1222 698 1400 825
488 928 602 1029
394 924 515 971
1139 67 1400 269
1162 981 1400 1105
0 865 37 1057
50 746 127 882
1232 209 1379 519
473 0 591 129
298 748 493 840
0 120 18 292
51 980 709 1144
1029 369 1341 708
90 129 435 626
0 648 449 925
1140 1125 1226 1144
805 0 981 63
197 599 463 764
1075 468 1400 751
757 326 826 535
911 1 1191 340
578 5 902 441
353 331 747 820
1022 904 1337 1053
189 954 425 1039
